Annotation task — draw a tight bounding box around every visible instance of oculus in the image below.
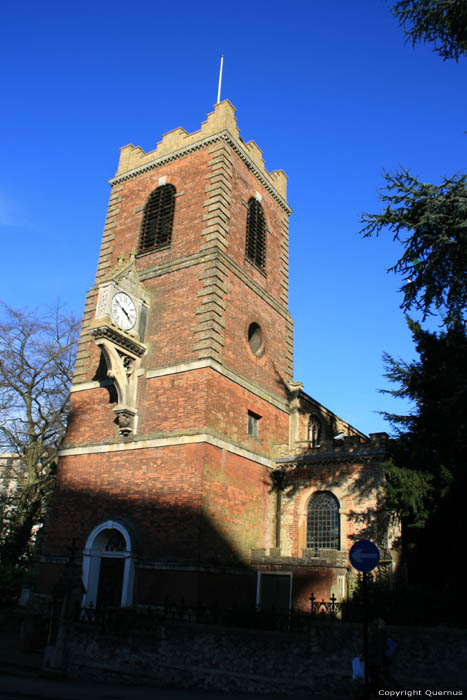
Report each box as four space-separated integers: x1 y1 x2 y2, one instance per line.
248 322 265 357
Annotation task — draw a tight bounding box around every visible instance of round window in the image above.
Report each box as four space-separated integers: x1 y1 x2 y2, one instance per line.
248 322 264 357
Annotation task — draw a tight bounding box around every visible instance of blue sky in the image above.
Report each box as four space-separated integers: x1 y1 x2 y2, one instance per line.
1 0 465 435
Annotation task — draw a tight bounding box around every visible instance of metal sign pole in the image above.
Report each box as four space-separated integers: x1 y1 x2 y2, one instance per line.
348 540 380 698
363 571 369 692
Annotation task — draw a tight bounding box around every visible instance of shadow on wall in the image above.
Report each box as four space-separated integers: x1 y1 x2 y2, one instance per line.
264 456 401 578
36 481 258 612
271 458 385 538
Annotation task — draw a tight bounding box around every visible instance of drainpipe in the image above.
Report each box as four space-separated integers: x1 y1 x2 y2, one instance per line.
276 488 282 548
272 468 286 549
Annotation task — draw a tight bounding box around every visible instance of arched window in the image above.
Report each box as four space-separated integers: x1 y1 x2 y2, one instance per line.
104 529 126 552
139 184 176 253
306 491 340 551
82 520 135 609
308 414 321 447
245 197 266 270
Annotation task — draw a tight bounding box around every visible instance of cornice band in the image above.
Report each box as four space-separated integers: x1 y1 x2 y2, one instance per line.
91 326 146 357
109 131 292 215
58 432 275 468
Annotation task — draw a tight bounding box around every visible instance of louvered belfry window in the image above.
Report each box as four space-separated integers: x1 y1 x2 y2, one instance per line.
245 197 266 270
139 184 176 253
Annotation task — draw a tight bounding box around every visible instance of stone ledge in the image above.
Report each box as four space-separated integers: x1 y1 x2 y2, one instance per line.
251 547 348 568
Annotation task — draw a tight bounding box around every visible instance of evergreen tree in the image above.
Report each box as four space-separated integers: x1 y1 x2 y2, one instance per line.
361 1 467 591
380 321 467 582
361 170 467 327
391 0 467 61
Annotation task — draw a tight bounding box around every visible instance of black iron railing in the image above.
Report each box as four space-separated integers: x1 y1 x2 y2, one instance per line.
309 592 342 617
76 585 467 631
78 594 344 637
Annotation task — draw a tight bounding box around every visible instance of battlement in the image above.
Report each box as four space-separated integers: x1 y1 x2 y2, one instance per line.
251 547 349 568
116 100 287 198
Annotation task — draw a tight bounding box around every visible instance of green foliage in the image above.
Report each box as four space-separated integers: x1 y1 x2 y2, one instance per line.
382 461 433 527
391 0 467 61
361 170 467 326
381 320 467 476
364 0 467 593
0 563 31 608
379 321 467 582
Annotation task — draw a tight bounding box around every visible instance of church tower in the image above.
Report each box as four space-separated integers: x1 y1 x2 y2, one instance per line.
37 101 294 608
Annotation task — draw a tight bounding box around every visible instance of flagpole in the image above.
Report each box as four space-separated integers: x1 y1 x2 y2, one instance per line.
217 55 224 104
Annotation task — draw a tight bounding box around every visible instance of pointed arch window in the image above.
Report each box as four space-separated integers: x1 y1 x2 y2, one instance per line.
307 491 340 551
139 184 176 253
245 197 266 270
308 414 322 447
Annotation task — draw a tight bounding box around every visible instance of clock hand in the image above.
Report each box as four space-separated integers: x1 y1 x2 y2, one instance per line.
115 301 131 320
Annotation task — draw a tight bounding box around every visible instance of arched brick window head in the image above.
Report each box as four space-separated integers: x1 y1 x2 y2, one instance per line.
139 184 176 253
307 491 340 551
245 197 266 270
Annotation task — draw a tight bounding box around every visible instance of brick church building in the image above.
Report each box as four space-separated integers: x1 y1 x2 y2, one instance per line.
36 101 397 612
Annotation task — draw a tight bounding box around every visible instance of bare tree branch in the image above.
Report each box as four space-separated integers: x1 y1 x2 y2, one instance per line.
0 303 79 564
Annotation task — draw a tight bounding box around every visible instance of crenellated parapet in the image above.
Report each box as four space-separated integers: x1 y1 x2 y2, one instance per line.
113 100 288 204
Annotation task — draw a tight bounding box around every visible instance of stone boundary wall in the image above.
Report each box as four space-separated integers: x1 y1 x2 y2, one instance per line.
61 620 467 695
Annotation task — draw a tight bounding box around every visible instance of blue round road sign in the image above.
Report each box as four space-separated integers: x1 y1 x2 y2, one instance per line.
349 540 380 573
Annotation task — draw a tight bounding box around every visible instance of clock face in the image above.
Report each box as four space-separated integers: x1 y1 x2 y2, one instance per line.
111 292 137 331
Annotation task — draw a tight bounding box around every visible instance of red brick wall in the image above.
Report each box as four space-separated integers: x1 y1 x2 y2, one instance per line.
42 442 274 564
221 271 290 399
39 130 293 606
139 370 208 437
292 567 345 610
204 370 288 455
228 149 288 304
200 444 273 564
141 265 204 367
127 569 257 608
76 137 291 390
65 387 118 446
281 462 383 558
66 366 288 452
107 148 212 268
42 445 204 561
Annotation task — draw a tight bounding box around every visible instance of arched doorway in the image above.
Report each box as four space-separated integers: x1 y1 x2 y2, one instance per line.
82 520 135 609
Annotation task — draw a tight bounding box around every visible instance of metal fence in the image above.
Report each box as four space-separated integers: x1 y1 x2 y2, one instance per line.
77 586 467 633
78 594 343 636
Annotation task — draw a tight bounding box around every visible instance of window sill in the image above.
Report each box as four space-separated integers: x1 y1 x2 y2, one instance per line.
244 256 267 278
136 244 171 258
